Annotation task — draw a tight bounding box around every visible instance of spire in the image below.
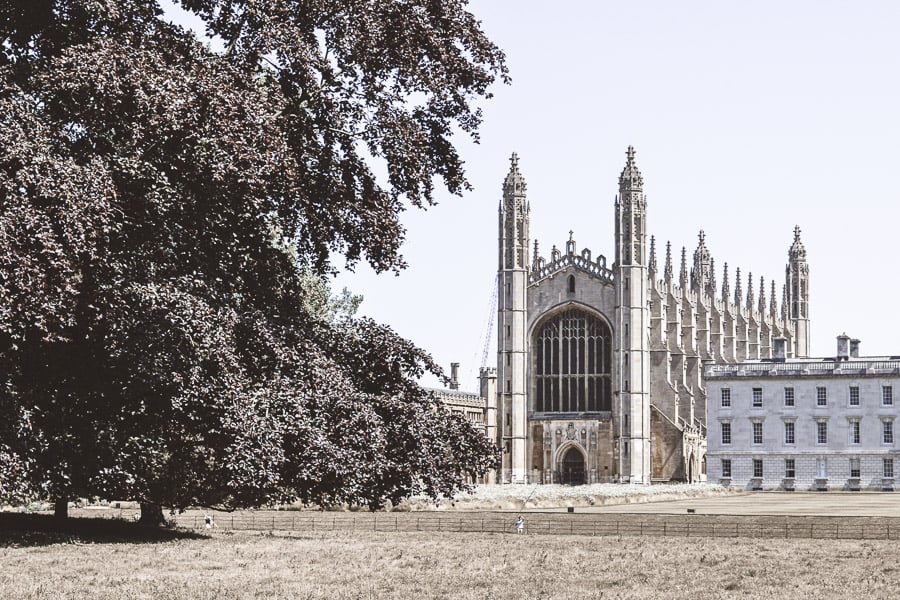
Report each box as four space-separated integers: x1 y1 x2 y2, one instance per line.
649 236 657 279
691 229 713 295
734 267 742 307
770 280 778 319
618 145 644 190
789 225 806 262
503 152 527 204
679 247 688 289
746 272 754 313
500 152 529 270
566 230 576 256
707 257 717 298
781 284 788 321
532 239 540 267
758 275 766 314
664 241 673 284
721 262 730 302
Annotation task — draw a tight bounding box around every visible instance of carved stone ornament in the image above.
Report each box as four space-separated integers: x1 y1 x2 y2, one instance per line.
566 423 575 440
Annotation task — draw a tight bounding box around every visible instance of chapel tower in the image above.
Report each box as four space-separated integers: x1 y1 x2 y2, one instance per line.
786 226 810 357
497 153 529 482
614 146 652 483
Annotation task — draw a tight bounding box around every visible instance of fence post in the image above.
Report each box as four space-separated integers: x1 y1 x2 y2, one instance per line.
663 522 666 536
417 517 420 531
312 517 315 531
231 514 234 529
374 515 377 531
395 516 398 532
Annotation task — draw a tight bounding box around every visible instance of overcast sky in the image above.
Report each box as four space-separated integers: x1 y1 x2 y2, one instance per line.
166 1 900 391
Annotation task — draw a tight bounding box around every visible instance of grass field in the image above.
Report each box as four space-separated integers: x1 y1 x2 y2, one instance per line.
3 517 899 599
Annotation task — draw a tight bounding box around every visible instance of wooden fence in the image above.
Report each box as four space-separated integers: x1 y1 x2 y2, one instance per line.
176 512 900 541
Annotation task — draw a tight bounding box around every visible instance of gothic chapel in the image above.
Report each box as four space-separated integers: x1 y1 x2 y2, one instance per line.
479 147 811 484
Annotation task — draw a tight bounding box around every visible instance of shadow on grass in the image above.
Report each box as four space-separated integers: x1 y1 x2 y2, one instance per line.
0 513 208 548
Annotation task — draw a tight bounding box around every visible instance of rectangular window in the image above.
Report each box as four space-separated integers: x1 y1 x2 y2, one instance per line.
753 459 763 478
784 387 795 407
721 422 732 445
850 458 861 479
850 421 860 445
752 388 763 408
884 421 894 445
884 458 894 478
849 386 860 406
752 421 763 445
884 386 893 406
817 421 828 444
817 387 827 407
721 458 732 478
784 458 795 479
720 388 731 408
784 421 795 445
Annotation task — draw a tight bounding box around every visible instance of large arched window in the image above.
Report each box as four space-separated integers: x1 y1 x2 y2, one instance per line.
534 308 612 413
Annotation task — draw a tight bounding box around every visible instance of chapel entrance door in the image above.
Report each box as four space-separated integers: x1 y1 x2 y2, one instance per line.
561 447 585 485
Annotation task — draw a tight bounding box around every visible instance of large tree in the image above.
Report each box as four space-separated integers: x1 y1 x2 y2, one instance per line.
0 0 505 520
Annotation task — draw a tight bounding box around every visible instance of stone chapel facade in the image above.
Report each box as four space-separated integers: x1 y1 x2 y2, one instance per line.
479 147 811 484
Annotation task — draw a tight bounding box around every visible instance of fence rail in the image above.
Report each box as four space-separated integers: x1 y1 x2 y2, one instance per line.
174 512 900 541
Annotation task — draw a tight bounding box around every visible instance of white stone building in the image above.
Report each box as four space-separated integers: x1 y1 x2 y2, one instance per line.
705 335 900 491
481 148 811 485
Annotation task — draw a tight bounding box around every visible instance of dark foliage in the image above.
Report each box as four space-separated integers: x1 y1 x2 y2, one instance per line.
0 0 504 510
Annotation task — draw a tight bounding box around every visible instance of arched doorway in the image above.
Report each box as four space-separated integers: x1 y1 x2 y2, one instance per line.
561 447 585 485
688 452 695 483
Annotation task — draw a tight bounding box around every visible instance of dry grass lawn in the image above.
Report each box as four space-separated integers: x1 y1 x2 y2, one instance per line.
3 523 900 599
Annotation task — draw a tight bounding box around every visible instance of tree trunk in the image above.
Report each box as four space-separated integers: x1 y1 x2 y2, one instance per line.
54 498 68 520
138 502 165 526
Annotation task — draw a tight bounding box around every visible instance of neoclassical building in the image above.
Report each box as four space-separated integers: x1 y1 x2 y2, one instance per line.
706 335 900 491
480 147 811 484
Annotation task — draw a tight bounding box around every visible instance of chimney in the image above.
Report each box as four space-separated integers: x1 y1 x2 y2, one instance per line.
450 362 460 390
836 334 850 362
773 337 787 362
850 338 860 359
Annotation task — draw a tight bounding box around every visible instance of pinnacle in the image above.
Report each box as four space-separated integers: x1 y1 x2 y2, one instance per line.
618 145 644 189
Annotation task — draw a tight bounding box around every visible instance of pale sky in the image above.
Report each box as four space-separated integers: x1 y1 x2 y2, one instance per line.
167 2 900 391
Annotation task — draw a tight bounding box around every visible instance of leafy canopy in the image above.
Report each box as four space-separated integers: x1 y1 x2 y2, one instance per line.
0 0 506 510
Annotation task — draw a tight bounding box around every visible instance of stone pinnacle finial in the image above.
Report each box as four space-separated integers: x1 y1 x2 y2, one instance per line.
707 257 717 298
758 276 766 314
789 224 806 262
503 151 527 200
734 267 742 306
618 145 644 189
532 239 540 266
679 247 688 288
770 280 778 318
664 241 673 284
746 272 755 312
649 236 657 277
782 284 788 321
722 263 730 302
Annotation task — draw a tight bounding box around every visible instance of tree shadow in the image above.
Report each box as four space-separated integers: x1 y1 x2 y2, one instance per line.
0 513 208 548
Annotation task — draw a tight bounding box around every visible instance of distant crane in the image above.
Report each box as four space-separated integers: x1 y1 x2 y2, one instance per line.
468 275 498 389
